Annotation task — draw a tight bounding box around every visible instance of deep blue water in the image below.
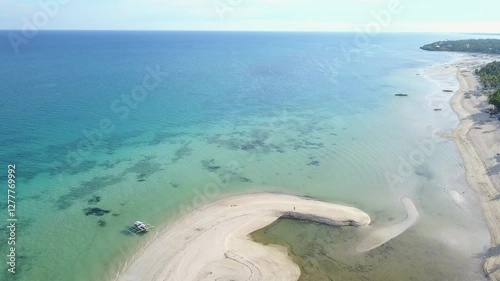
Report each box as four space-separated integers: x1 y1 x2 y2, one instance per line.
0 31 498 281
0 31 455 178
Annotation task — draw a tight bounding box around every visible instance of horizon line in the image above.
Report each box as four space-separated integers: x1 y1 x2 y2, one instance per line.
1 29 499 35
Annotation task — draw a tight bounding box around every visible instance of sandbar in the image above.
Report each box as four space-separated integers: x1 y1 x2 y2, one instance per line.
114 193 370 281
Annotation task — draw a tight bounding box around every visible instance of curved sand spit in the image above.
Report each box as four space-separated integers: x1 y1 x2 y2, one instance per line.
356 196 419 252
114 193 370 281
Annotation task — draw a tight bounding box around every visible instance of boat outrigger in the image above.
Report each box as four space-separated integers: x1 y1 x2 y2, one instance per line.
128 221 154 235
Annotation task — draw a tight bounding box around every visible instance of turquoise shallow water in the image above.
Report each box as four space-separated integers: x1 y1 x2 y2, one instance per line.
0 31 499 280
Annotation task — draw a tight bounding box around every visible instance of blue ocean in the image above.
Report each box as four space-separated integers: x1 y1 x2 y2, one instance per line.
0 31 496 280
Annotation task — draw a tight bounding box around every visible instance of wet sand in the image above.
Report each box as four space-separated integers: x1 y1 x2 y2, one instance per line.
356 196 418 252
112 54 500 281
436 54 500 280
113 193 370 281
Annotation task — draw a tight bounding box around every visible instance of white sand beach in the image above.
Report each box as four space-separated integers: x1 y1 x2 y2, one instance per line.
426 54 500 280
112 55 500 281
114 193 370 281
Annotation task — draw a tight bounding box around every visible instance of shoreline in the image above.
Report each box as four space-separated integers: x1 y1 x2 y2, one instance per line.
113 193 370 281
445 54 500 280
107 55 500 281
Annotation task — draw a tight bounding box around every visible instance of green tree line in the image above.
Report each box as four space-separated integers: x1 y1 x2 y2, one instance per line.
475 61 500 88
477 61 500 109
489 88 500 109
421 39 500 54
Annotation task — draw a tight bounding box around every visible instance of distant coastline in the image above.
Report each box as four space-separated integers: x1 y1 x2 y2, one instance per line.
421 39 500 54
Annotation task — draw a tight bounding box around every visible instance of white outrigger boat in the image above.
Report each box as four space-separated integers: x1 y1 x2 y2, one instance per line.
128 221 154 235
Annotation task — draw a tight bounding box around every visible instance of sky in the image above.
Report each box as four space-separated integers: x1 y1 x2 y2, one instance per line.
0 0 499 32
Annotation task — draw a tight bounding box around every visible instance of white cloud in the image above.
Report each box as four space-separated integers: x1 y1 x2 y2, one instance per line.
1 0 499 32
